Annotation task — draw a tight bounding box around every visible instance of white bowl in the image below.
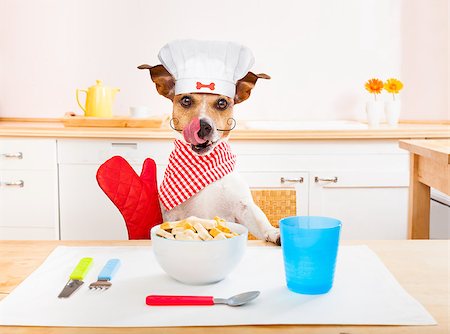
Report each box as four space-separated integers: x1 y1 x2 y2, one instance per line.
150 222 248 285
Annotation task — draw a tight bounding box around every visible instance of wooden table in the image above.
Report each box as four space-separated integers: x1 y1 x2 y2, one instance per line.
0 240 448 334
399 139 450 239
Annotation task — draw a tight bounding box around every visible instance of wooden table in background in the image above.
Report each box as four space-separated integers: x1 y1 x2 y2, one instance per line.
0 240 449 334
400 139 450 239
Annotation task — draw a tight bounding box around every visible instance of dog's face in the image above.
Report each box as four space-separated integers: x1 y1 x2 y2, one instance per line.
172 93 234 154
138 64 269 155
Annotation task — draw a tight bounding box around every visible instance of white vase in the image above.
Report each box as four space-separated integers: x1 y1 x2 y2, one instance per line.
366 100 383 128
385 100 401 126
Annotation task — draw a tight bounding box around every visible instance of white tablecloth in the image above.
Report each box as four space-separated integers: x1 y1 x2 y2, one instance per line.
0 245 436 327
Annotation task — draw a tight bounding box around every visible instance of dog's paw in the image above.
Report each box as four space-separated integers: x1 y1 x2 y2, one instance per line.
276 235 281 246
265 228 281 246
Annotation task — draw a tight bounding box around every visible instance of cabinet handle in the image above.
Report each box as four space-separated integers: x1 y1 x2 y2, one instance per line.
111 143 137 149
2 180 24 187
280 177 304 184
314 176 338 183
1 152 23 159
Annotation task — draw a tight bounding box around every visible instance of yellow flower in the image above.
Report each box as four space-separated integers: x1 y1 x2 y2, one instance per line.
365 78 384 95
384 78 404 94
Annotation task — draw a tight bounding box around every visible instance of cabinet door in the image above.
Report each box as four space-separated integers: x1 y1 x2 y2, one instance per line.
57 139 172 165
58 138 169 240
309 171 409 240
0 227 55 239
0 138 58 240
0 170 57 239
58 163 166 240
59 164 128 240
0 139 56 170
239 171 309 215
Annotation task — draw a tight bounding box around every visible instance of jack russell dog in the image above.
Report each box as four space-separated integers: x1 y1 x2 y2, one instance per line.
138 40 281 245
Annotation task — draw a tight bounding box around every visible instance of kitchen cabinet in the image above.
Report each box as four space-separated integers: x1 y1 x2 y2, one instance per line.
239 171 309 215
0 139 58 239
234 140 409 239
58 164 129 240
57 138 409 240
57 139 169 240
309 171 408 239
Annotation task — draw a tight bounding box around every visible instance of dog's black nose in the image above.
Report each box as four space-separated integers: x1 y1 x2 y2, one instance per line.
198 119 212 139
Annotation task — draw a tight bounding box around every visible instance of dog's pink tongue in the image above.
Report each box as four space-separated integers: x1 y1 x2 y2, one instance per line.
183 118 207 145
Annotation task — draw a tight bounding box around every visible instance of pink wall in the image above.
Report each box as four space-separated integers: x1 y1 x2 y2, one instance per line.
0 0 447 121
401 0 449 120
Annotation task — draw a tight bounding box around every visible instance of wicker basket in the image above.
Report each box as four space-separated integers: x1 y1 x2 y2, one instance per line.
248 189 297 240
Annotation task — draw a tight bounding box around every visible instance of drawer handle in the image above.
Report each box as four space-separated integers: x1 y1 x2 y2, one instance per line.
2 180 24 187
280 177 304 184
314 176 338 183
1 152 23 159
111 143 137 149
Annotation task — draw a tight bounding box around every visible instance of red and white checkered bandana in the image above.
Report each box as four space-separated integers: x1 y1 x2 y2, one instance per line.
159 139 236 211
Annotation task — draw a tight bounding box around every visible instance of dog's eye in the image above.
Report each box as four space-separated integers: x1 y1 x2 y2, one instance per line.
180 96 192 108
216 98 228 110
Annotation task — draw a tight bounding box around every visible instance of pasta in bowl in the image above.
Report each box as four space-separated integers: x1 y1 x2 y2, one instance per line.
151 216 248 285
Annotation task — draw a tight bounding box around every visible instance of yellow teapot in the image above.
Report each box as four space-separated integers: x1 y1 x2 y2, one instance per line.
76 80 120 118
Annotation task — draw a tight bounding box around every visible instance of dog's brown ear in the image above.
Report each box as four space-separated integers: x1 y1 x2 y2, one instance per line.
138 64 175 100
234 72 270 104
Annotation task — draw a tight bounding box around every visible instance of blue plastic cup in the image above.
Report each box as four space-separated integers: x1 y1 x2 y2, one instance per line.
280 216 341 294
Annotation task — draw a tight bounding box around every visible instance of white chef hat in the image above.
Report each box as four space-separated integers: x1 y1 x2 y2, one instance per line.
158 39 255 98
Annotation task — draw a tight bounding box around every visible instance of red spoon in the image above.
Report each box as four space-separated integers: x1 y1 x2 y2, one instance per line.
146 291 260 307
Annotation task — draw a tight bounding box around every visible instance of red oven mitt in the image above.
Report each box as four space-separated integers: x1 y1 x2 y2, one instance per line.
96 156 163 239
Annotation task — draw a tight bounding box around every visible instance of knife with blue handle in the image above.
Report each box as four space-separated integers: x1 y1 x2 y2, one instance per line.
89 259 121 290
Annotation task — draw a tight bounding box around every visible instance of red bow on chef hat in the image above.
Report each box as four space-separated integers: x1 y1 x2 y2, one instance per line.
96 156 162 240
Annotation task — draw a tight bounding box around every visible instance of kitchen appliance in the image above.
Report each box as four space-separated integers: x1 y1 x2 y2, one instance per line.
430 189 450 239
76 80 120 118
